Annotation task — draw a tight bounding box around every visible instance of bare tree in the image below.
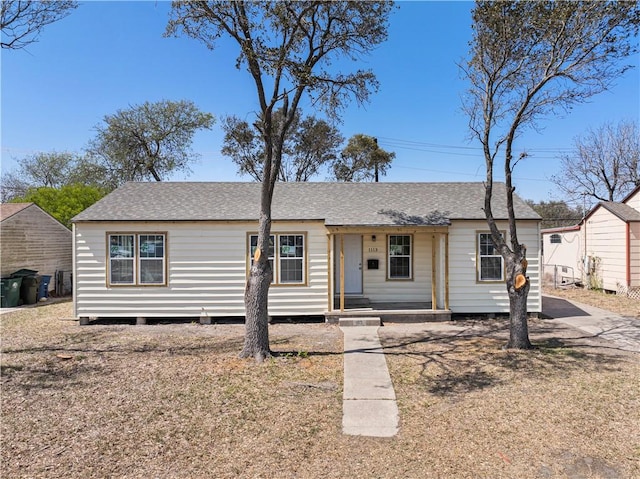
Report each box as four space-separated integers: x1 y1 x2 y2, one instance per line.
462 1 639 349
1 0 77 49
221 109 344 182
167 1 394 361
552 120 639 203
0 151 115 201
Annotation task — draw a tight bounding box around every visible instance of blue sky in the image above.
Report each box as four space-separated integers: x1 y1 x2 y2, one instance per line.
1 1 638 205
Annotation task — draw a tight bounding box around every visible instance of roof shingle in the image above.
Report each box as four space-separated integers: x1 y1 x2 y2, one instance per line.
72 182 540 225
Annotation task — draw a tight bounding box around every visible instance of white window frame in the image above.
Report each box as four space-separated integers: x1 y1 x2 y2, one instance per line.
477 232 504 282
248 233 306 285
107 233 167 287
249 234 275 284
138 234 166 285
388 234 412 280
109 234 135 285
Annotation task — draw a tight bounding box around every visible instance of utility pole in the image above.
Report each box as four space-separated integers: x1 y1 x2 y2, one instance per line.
373 137 379 182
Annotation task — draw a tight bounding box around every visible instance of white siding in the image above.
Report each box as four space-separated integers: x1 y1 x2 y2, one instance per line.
624 188 640 211
361 232 433 303
630 223 640 287
585 208 627 291
448 220 541 313
541 229 583 285
74 221 328 318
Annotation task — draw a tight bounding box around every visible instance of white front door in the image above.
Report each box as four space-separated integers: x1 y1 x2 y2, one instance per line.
335 235 362 294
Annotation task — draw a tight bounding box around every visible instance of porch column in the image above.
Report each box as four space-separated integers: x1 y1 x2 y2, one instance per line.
445 233 450 310
431 234 437 310
340 233 345 312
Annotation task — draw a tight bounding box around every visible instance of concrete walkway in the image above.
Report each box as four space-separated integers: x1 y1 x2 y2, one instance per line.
340 320 399 437
543 295 640 353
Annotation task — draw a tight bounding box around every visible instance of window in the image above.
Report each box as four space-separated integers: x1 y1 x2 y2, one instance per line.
250 234 275 282
109 235 134 284
108 233 166 286
478 232 504 282
388 235 412 279
248 233 305 285
139 235 165 284
550 234 562 244
279 234 304 283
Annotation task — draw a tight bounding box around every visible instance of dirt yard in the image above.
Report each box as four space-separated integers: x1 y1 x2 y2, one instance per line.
1 300 639 478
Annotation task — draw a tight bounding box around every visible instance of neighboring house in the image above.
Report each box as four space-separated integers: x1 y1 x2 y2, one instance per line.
541 225 582 286
541 185 640 298
72 182 542 323
0 203 73 294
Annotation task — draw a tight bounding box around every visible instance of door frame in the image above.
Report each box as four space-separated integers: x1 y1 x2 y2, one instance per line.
335 234 363 295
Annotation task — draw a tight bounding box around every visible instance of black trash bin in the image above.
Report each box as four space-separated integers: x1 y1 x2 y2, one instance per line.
19 275 41 305
1 277 22 308
11 270 40 305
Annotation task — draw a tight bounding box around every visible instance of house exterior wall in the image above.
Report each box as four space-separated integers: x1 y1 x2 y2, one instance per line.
447 220 541 314
541 228 583 286
74 218 542 319
360 232 433 303
0 205 72 292
628 222 640 288
584 207 627 291
624 188 640 211
74 220 329 319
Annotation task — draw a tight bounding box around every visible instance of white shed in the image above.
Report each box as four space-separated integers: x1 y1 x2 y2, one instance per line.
583 194 640 294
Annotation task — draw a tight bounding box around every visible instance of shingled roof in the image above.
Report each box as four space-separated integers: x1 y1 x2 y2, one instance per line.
0 203 33 222
596 201 640 223
72 182 540 226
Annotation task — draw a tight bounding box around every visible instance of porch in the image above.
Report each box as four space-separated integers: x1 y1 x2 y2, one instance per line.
326 227 452 323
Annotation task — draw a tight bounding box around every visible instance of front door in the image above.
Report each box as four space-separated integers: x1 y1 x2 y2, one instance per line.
335 235 362 294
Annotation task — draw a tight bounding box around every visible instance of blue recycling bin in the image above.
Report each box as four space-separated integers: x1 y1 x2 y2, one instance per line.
38 275 52 300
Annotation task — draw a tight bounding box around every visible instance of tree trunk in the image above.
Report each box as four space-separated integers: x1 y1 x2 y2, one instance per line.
239 211 273 362
504 252 533 349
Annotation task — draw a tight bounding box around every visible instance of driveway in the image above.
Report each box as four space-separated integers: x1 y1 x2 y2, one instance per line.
543 295 640 353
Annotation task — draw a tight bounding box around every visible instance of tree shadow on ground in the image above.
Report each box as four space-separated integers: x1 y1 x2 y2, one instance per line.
378 320 631 397
1 327 249 392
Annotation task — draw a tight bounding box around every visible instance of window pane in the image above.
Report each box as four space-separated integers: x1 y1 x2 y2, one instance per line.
479 233 498 255
278 235 304 283
111 259 134 284
480 256 503 281
109 235 134 284
390 257 410 278
280 235 303 257
250 235 274 260
388 235 411 279
140 259 164 284
550 234 561 244
110 235 134 258
140 235 164 258
280 258 303 283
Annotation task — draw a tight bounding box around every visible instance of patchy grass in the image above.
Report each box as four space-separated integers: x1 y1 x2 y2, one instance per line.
2 302 639 478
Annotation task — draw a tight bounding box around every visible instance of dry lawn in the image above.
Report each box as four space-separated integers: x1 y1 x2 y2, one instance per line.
544 285 640 319
2 300 639 478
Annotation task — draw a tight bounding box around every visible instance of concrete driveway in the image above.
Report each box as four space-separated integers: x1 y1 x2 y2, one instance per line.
542 295 640 353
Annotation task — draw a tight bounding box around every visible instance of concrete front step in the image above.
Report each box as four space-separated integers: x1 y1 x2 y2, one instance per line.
338 317 381 327
327 309 451 324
